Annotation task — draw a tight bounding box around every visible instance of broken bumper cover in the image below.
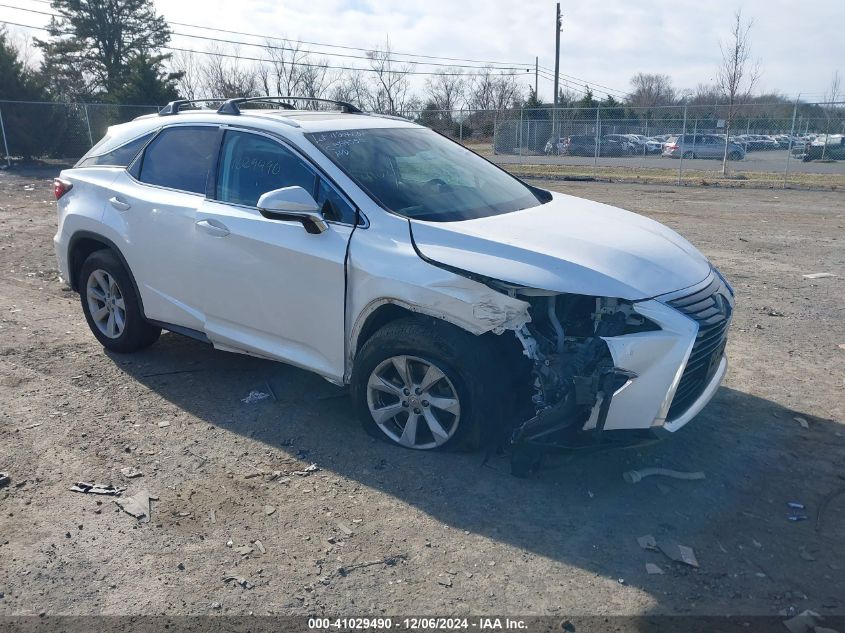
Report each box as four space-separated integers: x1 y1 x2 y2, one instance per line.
592 270 732 433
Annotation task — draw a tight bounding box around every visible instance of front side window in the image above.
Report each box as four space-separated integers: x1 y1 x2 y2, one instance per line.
78 132 154 167
315 177 357 224
306 127 544 222
216 130 315 207
138 126 219 194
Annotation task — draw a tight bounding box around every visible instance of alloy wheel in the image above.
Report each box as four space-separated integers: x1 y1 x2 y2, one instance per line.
366 355 461 450
86 269 126 339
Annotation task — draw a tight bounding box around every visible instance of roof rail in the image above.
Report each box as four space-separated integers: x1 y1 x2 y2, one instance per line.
159 99 225 116
217 96 363 116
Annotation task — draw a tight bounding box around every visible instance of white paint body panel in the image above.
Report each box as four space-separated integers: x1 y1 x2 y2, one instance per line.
54 108 731 434
193 199 352 381
410 192 711 301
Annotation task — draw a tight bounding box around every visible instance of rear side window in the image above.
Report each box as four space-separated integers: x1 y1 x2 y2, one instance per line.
138 126 219 194
78 132 154 167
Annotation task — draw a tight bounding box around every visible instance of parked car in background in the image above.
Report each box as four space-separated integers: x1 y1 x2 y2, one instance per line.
544 137 566 155
599 134 634 156
624 134 663 154
561 135 596 156
662 134 745 160
803 134 845 161
742 135 780 151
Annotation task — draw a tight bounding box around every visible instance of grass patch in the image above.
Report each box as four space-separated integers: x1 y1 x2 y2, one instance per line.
501 163 845 190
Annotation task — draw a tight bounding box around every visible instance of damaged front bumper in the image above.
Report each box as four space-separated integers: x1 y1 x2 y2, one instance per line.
507 270 733 471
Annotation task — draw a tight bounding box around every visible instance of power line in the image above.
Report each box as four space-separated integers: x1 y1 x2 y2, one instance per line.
164 45 530 77
0 19 531 77
3 3 530 70
167 31 529 71
539 64 628 97
8 0 635 93
11 0 537 69
537 69 610 98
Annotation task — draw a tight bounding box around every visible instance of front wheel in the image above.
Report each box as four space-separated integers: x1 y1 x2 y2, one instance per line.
351 317 499 451
728 151 742 161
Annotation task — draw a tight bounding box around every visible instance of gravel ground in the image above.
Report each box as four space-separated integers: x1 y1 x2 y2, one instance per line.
0 169 843 619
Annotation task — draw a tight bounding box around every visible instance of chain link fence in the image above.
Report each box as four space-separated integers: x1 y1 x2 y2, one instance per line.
0 100 159 164
2 98 843 189
411 101 845 189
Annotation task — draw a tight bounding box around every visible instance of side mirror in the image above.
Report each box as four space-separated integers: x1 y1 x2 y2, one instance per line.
257 186 328 234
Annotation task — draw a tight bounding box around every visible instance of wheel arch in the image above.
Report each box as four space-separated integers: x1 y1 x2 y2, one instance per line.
346 298 528 385
68 231 146 316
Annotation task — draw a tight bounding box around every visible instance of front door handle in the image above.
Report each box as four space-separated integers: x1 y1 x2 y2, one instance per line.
109 196 131 211
195 219 230 237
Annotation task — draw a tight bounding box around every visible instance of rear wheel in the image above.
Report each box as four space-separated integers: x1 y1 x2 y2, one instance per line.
682 151 694 159
351 317 499 451
79 250 160 353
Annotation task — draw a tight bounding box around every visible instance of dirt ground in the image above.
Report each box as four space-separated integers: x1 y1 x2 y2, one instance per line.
0 169 843 620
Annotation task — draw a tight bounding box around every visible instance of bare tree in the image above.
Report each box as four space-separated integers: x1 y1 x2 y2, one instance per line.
259 38 308 97
716 10 760 175
199 45 261 98
821 70 841 160
170 49 202 99
367 38 412 115
330 71 372 109
627 73 675 108
297 58 337 105
468 68 522 111
424 72 466 120
8 28 38 72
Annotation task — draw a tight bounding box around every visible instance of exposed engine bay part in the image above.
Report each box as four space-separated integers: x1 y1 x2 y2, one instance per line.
505 293 656 476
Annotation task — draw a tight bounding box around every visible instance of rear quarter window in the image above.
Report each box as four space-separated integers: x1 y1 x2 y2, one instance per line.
77 132 155 168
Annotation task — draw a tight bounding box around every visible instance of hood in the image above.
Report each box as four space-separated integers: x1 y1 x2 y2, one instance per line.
410 192 711 300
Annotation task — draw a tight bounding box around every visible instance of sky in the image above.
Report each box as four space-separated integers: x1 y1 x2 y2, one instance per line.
2 0 843 103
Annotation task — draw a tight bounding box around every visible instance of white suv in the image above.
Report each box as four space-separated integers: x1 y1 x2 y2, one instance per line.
53 97 734 474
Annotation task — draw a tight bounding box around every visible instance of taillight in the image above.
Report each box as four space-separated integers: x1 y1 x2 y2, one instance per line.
53 178 73 200
667 144 679 150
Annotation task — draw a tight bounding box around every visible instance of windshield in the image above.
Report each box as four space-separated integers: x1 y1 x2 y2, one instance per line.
305 127 544 222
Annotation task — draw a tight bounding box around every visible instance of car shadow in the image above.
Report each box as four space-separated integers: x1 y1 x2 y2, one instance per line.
108 331 845 617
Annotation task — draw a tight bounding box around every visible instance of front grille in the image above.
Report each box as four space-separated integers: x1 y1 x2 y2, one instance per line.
666 275 732 419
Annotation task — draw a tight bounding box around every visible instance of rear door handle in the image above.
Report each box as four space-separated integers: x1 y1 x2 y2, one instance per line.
109 196 131 211
195 219 230 237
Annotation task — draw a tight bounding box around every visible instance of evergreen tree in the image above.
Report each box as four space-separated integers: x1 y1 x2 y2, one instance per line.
0 28 56 159
36 0 178 103
112 52 180 104
0 29 45 101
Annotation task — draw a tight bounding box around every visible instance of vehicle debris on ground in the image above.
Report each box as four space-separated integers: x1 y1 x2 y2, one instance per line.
623 467 706 483
292 463 320 476
241 390 271 404
70 482 125 496
114 490 157 523
656 540 699 567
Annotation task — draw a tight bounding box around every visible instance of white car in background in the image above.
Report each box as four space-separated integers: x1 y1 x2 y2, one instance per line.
53 96 734 475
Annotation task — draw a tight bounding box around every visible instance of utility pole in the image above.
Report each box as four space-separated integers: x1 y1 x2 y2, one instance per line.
535 56 539 98
553 3 561 106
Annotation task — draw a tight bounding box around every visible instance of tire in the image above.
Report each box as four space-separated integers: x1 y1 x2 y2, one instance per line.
351 316 500 452
79 249 161 353
682 151 694 159
728 151 742 161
